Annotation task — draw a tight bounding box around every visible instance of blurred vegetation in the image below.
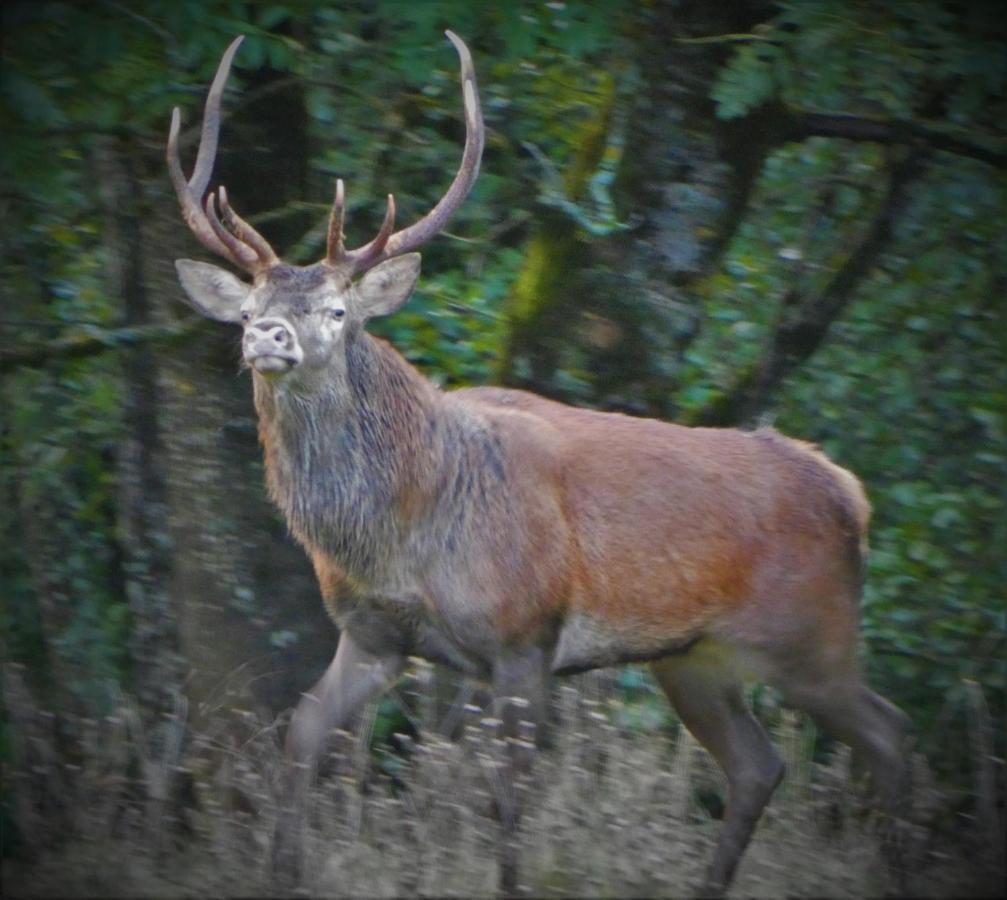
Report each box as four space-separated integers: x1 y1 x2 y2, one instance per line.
1 0 1005 878
3 670 1003 897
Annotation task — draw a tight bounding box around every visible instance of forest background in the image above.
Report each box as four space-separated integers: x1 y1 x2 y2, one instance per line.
2 0 1005 894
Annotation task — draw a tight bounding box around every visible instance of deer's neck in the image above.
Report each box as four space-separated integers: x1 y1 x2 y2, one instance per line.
253 331 443 579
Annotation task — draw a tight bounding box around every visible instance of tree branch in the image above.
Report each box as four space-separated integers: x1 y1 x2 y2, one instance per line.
0 318 205 374
687 147 929 426
784 108 1005 169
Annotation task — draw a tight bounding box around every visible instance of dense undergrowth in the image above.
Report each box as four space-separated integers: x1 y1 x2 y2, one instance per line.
3 665 1003 899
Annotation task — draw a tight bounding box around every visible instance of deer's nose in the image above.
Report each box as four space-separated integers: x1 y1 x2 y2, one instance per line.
246 318 293 349
243 317 303 373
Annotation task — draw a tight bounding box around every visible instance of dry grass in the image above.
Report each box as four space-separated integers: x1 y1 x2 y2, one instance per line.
3 666 1003 899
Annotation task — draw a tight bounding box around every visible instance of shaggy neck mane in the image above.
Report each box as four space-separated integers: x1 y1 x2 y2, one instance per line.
253 330 442 577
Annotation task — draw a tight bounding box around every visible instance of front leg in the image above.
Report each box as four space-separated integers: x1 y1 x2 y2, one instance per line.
492 646 549 897
272 631 405 888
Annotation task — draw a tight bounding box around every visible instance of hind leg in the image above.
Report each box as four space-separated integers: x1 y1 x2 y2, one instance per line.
783 681 912 818
768 654 914 887
652 652 785 897
769 661 912 811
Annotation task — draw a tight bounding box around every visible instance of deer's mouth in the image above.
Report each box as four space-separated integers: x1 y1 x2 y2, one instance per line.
247 352 299 374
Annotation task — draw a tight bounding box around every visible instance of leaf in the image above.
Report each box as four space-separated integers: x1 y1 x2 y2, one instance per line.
2 69 65 126
257 5 291 30
711 41 781 120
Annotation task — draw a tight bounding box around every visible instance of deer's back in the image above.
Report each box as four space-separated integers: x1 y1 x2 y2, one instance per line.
455 386 870 671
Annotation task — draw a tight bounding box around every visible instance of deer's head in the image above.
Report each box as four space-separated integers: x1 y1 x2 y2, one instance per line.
168 32 483 384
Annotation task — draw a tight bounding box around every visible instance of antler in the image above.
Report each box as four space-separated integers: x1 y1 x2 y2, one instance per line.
325 30 484 274
167 36 279 274
169 31 482 277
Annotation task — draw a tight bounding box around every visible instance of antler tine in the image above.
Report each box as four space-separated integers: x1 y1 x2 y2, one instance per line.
324 30 484 275
379 30 484 260
345 195 397 274
190 36 243 199
204 191 260 269
325 178 347 264
219 186 279 267
167 107 242 266
166 35 278 274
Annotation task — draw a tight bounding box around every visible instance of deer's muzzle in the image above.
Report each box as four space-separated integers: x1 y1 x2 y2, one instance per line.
244 317 303 374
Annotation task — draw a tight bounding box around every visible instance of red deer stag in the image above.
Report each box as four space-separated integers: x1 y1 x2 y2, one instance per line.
167 31 910 896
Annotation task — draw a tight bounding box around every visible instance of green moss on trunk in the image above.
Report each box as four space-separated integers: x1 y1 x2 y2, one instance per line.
499 74 616 389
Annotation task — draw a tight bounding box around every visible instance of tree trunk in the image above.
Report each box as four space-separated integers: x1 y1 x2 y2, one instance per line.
95 139 181 724
498 3 773 416
142 71 335 735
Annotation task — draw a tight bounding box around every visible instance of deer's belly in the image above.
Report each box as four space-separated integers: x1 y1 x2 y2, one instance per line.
335 591 495 679
552 612 700 675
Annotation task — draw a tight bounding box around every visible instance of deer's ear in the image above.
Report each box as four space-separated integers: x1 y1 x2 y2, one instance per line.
174 259 249 323
354 254 421 320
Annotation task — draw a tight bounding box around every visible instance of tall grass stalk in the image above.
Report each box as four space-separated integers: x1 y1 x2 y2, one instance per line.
3 665 1003 898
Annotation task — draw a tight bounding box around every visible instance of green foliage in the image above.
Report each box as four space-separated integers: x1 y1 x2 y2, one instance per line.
2 42 129 701
373 250 518 388
779 160 1007 748
2 359 128 706
713 0 1007 135
711 38 785 119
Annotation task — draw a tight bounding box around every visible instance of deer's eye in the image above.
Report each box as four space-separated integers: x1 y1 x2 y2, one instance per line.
240 311 251 323
330 308 346 320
